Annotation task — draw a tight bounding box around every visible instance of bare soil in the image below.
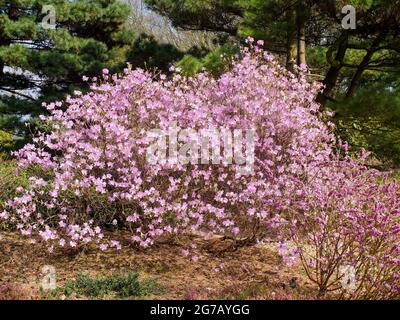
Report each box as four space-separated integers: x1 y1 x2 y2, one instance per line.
0 232 317 300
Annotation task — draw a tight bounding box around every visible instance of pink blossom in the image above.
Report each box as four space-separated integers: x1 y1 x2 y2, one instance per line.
232 227 240 235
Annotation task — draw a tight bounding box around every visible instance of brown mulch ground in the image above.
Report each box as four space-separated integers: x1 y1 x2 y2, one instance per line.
0 232 317 300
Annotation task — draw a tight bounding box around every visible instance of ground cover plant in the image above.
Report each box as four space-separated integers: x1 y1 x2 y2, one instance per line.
55 272 161 298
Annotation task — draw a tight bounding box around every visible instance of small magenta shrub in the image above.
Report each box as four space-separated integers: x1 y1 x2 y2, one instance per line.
280 153 400 299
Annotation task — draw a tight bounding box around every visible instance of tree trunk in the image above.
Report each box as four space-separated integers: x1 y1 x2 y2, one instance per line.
316 32 349 106
297 3 307 66
298 23 306 66
345 32 386 98
286 3 307 72
286 10 298 72
287 29 298 72
345 61 368 98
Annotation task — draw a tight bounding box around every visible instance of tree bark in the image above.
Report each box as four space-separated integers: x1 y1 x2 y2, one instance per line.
316 32 349 106
298 23 306 66
286 10 298 72
286 3 307 72
296 3 307 66
345 32 386 98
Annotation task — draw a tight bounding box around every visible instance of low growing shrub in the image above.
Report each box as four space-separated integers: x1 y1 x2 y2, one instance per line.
61 272 159 298
280 154 400 299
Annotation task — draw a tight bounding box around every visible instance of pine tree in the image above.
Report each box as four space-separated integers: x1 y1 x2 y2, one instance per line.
126 33 183 72
146 0 400 166
0 0 135 149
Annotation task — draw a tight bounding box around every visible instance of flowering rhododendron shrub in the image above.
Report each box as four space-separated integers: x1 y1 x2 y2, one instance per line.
280 151 400 299
0 41 334 251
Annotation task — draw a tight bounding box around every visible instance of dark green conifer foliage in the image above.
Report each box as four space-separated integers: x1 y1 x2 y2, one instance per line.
0 0 135 149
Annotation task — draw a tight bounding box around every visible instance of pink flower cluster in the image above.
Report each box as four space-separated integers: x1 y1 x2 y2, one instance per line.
282 151 400 298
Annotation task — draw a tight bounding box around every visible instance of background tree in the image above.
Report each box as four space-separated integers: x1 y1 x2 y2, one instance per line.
145 0 400 167
126 33 183 72
126 0 217 50
0 0 135 151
